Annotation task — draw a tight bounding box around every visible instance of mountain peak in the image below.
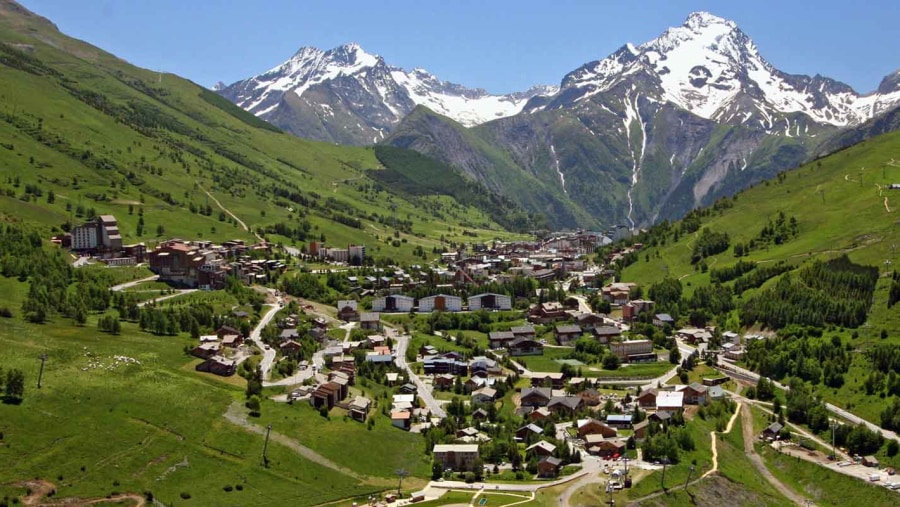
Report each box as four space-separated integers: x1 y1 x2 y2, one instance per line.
683 11 736 30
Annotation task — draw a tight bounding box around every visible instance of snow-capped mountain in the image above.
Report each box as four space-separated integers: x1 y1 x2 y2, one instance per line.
219 12 900 230
546 12 900 132
217 43 555 144
384 12 900 230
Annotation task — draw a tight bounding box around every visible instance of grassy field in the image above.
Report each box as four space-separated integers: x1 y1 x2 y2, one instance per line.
0 304 398 506
251 399 431 480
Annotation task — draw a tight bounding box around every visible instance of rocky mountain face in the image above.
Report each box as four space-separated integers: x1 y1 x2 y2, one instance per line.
220 12 900 229
216 43 556 145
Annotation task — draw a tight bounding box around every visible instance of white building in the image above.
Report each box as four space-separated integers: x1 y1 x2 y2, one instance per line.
371 295 415 313
468 293 512 311
71 223 99 250
71 215 121 252
656 391 685 414
419 294 462 313
433 444 480 471
609 339 654 360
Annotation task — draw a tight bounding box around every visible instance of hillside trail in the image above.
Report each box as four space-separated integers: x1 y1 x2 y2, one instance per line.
196 182 264 242
739 404 806 506
754 238 878 264
17 479 146 506
701 401 742 479
627 402 743 505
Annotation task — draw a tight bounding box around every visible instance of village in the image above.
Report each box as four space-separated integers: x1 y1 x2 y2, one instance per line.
59 216 900 503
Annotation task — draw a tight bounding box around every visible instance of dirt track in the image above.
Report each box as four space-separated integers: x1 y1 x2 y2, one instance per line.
739 405 806 506
16 479 145 507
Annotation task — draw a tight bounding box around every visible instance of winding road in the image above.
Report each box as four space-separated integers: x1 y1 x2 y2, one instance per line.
197 182 264 242
247 297 282 381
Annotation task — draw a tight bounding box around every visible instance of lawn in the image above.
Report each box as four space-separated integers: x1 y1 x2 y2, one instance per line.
591 361 673 380
406 490 475 507
254 392 431 480
665 364 737 390
515 347 577 373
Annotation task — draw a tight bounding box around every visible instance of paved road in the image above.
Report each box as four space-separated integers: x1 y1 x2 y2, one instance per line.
248 298 282 381
394 334 446 418
430 467 591 493
716 358 900 445
110 274 159 292
72 256 92 268
557 458 601 506
264 347 325 387
136 289 197 307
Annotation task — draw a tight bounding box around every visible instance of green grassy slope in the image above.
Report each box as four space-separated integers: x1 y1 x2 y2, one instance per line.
624 131 900 291
0 292 420 505
622 128 900 425
0 1 523 263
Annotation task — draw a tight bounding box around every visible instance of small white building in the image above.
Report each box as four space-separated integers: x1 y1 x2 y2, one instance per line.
656 391 685 414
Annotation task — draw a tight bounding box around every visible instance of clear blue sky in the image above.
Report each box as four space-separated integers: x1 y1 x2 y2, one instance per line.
18 0 900 94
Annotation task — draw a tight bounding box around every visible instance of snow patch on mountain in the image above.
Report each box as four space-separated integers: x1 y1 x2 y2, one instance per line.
223 43 555 128
390 68 542 126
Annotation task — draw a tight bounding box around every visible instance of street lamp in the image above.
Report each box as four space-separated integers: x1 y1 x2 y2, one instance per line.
660 457 671 491
37 353 48 388
684 465 695 491
262 424 272 467
830 421 839 460
395 468 409 497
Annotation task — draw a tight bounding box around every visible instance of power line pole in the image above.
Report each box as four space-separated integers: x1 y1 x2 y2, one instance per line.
37 353 47 388
262 424 272 467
